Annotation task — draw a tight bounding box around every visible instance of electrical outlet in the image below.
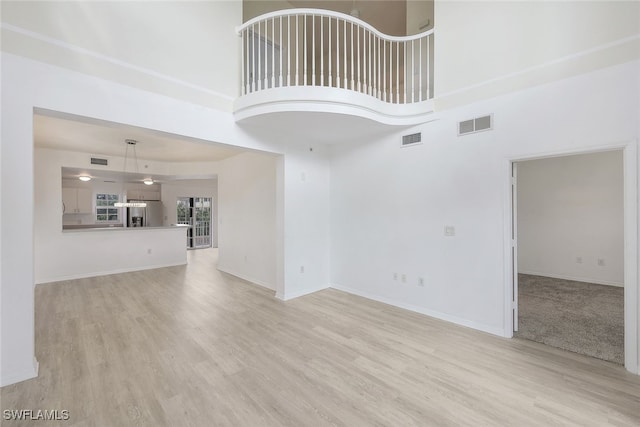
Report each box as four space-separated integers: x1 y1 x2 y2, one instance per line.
597 258 605 266
444 226 455 236
147 248 152 254
576 256 582 264
418 277 425 287
300 265 305 273
393 272 398 281
401 274 406 283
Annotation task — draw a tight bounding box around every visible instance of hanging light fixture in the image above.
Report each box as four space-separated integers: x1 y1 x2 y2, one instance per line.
114 139 147 208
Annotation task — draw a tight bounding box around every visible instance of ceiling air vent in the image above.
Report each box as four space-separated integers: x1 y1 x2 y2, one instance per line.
401 132 422 147
458 114 493 136
90 157 108 166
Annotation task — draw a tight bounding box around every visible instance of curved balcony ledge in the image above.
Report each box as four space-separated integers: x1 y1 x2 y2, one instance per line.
233 86 434 126
235 9 434 126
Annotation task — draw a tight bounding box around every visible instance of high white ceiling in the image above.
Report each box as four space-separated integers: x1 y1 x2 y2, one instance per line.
34 113 245 163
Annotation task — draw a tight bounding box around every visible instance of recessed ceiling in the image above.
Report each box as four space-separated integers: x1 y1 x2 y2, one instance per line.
34 113 246 163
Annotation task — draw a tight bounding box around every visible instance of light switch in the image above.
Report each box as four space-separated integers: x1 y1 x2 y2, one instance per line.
444 226 455 236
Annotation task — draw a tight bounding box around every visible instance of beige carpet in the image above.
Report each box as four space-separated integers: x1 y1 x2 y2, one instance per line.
516 274 624 365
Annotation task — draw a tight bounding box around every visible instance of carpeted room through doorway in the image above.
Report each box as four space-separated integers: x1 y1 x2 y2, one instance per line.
516 274 624 365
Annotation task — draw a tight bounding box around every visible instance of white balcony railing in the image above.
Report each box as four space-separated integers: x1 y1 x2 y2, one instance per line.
237 9 434 105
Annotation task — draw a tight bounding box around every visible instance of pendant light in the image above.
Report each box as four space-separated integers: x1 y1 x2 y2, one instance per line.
114 139 147 208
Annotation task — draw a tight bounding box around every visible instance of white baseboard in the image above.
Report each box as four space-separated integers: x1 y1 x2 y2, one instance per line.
216 265 276 291
331 283 506 337
36 261 188 285
0 357 39 387
276 285 330 301
518 270 623 287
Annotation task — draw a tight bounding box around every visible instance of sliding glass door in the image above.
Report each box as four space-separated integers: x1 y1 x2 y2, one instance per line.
177 197 212 249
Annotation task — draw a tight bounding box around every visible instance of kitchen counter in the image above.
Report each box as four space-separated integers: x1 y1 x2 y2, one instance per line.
63 224 124 230
45 223 188 284
62 224 189 233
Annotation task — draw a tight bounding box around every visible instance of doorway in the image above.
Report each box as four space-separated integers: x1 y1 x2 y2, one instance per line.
177 197 212 249
506 144 638 373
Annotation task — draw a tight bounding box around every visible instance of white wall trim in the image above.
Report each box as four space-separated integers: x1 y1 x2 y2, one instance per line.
0 357 38 387
0 23 236 102
275 284 330 301
437 34 640 99
331 283 505 337
505 141 638 375
518 271 624 288
217 265 276 291
35 262 187 285
623 140 639 374
503 157 515 338
234 86 436 126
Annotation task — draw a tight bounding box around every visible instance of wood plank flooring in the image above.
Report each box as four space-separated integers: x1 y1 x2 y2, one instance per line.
2 248 640 426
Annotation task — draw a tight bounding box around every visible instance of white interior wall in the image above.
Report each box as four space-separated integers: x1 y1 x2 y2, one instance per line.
161 179 219 248
214 141 331 299
1 0 241 110
279 142 332 300
217 152 277 290
517 151 624 286
407 0 433 34
435 1 640 109
1 87 35 388
330 60 639 338
215 138 331 300
0 125 2 383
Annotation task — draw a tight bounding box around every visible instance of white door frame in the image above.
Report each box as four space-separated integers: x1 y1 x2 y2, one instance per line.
504 141 638 374
511 162 519 332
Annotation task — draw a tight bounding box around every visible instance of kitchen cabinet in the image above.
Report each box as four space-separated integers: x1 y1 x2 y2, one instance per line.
125 182 161 201
126 190 161 201
62 187 92 214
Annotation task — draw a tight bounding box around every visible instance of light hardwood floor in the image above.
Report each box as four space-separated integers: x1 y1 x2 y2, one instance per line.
2 248 640 426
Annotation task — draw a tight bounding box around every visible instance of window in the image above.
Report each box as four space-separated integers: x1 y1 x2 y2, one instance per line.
96 193 120 222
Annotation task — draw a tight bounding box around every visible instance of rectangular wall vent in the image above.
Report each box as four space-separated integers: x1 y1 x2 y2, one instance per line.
90 157 108 166
401 132 422 147
458 114 493 136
